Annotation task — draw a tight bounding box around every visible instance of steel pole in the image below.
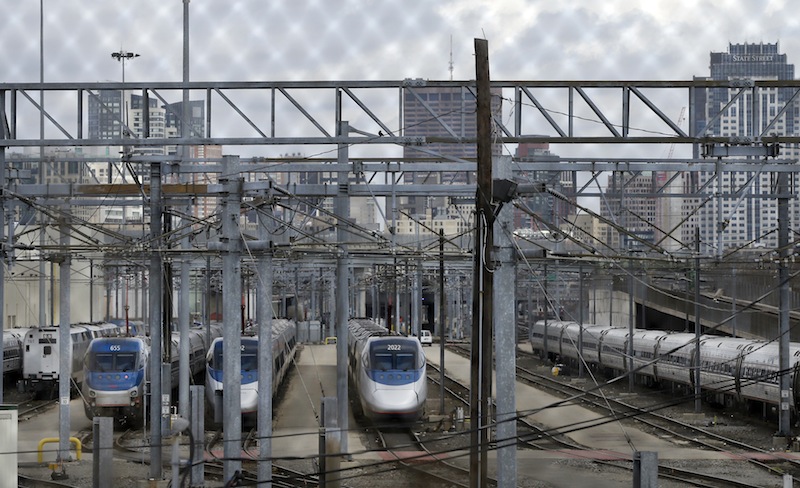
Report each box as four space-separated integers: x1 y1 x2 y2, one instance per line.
148 161 164 479
221 156 243 481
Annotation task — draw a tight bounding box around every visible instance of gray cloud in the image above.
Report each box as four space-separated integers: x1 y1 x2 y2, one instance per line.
7 1 800 84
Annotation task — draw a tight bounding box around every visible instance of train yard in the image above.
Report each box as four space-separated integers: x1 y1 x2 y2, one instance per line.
7 319 800 487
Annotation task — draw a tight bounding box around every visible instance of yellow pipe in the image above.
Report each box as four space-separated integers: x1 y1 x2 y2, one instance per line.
37 437 82 463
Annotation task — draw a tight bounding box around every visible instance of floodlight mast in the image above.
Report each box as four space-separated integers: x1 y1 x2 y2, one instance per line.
111 49 140 129
111 50 140 84
110 50 140 183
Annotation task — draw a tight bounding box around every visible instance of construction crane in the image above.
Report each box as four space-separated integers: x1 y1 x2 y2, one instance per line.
667 106 686 159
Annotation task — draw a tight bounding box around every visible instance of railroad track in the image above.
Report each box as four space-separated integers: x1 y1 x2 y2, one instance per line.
446 343 797 487
75 425 319 487
17 475 80 488
514 350 800 477
205 427 321 487
368 424 497 488
16 399 56 420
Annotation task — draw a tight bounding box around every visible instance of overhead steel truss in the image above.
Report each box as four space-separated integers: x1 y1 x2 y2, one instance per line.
3 79 800 148
1 78 799 263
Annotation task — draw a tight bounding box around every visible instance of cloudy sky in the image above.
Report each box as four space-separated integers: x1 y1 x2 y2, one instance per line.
5 0 799 84
4 0 800 166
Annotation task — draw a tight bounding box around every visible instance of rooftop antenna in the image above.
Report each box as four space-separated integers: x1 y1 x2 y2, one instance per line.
449 35 454 80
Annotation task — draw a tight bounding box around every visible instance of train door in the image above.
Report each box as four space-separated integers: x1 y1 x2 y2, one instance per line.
36 331 59 378
688 344 697 389
652 336 662 383
734 347 747 403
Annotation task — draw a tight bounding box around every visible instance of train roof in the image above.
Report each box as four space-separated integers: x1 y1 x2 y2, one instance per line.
348 318 390 340
87 336 147 350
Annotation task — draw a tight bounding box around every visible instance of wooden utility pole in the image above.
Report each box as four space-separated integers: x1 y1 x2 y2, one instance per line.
470 37 493 488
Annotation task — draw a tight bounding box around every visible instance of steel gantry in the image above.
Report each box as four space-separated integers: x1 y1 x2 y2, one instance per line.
4 77 800 483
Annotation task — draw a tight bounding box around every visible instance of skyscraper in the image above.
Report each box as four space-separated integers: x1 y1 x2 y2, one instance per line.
691 42 800 254
86 91 208 223
514 142 574 234
400 83 502 216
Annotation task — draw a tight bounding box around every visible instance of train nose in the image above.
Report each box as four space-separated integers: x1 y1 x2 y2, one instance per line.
241 388 259 413
372 388 420 413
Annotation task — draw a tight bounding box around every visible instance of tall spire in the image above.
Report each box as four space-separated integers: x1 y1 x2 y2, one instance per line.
449 35 454 80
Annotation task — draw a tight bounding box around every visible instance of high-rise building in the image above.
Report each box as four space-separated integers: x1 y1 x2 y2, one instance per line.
395 82 502 247
514 142 574 233
164 100 206 156
86 91 207 224
691 42 800 254
602 171 659 250
400 83 503 217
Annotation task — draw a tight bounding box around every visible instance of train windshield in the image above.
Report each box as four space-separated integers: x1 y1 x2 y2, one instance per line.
242 341 258 371
89 352 137 372
368 340 419 371
210 340 259 371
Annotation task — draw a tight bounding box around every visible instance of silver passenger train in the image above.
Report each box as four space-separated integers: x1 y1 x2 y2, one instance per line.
3 328 29 380
348 318 427 422
205 319 297 424
531 320 800 412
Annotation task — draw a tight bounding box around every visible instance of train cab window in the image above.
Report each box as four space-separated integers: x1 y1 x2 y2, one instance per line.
241 341 259 371
242 353 258 372
396 353 415 371
211 346 224 370
92 353 114 372
373 353 393 371
116 353 136 372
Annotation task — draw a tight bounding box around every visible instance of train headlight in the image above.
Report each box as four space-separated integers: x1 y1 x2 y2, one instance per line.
130 389 138 398
89 390 96 398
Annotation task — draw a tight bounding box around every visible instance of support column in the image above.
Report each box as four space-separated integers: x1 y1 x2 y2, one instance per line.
633 451 658 488
628 255 634 392
694 227 701 414
57 211 71 462
494 156 517 488
220 155 243 481
190 385 204 487
256 196 274 486
178 0 192 416
149 161 164 479
778 171 791 437
439 229 446 416
578 265 585 378
0 146 5 403
413 259 422 337
334 121 350 455
471 37 493 488
92 417 113 488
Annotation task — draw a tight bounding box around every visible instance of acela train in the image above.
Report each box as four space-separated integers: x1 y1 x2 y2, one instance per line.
22 322 124 398
531 320 800 412
82 323 222 425
348 318 427 422
205 319 297 424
